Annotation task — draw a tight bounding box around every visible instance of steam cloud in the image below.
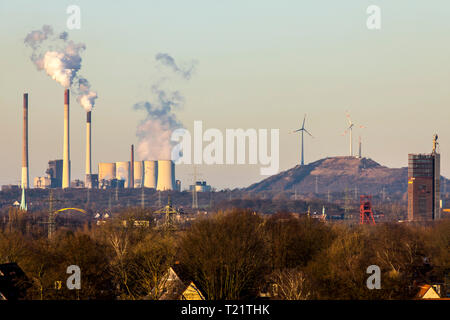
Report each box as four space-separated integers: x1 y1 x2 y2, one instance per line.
24 25 98 112
134 53 196 160
155 53 196 80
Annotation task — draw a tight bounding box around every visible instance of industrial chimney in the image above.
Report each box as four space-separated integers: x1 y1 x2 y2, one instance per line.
130 144 135 188
62 89 71 189
21 93 29 189
358 136 362 158
85 111 92 176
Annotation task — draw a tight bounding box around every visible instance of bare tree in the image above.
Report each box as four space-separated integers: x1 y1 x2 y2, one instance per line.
180 210 268 300
269 268 310 300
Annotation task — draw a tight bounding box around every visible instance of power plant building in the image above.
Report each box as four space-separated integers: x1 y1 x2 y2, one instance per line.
34 176 51 189
407 135 441 221
189 181 212 193
47 160 64 188
34 160 64 189
16 89 180 192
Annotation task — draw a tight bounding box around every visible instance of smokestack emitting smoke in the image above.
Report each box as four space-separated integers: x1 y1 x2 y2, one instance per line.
21 93 29 189
130 145 134 188
62 89 71 189
86 111 92 175
134 53 196 160
24 25 98 188
24 25 98 111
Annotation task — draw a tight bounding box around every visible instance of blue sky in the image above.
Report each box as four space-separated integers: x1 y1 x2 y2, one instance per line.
1 1 450 189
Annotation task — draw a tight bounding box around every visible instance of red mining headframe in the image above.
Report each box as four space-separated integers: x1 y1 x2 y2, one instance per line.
360 195 375 225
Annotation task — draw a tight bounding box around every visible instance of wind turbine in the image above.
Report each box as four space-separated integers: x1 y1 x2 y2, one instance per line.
342 112 364 157
291 114 313 166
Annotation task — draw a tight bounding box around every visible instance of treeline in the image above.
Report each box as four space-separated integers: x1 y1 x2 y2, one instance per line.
0 208 448 300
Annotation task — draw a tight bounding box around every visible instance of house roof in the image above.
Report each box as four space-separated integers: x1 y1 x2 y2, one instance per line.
0 263 29 300
158 264 205 300
415 284 440 299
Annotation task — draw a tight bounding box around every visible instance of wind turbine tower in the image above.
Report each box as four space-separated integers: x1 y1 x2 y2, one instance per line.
343 112 364 157
291 114 313 165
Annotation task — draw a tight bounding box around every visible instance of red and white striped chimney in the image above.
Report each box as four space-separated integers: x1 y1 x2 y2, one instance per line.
21 93 29 189
86 111 92 175
130 144 134 188
62 89 71 189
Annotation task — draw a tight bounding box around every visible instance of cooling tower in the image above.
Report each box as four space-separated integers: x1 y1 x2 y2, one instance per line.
85 111 92 175
116 161 131 188
143 160 157 189
21 93 29 189
62 89 71 189
98 163 116 181
134 161 144 188
156 160 175 191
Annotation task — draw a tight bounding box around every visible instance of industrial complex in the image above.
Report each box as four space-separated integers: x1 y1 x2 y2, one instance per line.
9 89 447 223
20 90 180 193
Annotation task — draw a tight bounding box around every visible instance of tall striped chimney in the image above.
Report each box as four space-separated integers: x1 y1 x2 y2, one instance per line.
21 93 29 189
130 144 134 188
62 89 71 189
86 111 92 175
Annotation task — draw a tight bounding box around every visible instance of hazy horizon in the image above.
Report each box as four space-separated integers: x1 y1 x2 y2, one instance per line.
1 1 450 190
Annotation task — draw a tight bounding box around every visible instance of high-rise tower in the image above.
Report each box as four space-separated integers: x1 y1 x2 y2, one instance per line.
407 134 440 221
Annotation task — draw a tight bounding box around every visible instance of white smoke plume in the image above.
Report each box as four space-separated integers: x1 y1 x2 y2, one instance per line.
24 25 98 111
134 54 196 160
76 77 98 112
155 52 196 80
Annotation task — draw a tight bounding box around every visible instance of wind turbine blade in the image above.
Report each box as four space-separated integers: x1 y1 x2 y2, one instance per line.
346 112 352 126
304 129 313 137
359 125 365 129
302 114 306 129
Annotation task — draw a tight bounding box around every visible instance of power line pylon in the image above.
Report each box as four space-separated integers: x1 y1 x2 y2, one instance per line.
157 191 162 208
315 176 318 194
344 187 352 220
381 186 386 202
190 165 202 209
154 195 179 231
209 192 214 208
141 187 145 209
40 190 63 239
